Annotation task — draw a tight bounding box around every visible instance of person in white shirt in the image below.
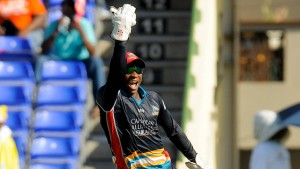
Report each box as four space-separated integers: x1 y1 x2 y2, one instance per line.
250 110 291 169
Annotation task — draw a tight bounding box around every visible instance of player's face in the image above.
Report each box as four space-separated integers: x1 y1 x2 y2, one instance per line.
125 66 143 94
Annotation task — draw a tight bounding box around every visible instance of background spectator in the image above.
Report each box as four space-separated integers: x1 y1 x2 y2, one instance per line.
36 0 106 118
0 0 47 53
250 110 291 169
0 105 20 169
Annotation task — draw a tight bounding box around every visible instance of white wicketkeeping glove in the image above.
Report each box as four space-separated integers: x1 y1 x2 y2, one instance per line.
185 155 211 169
110 4 136 41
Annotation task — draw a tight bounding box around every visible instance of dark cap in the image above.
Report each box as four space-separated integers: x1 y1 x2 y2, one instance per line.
126 52 145 68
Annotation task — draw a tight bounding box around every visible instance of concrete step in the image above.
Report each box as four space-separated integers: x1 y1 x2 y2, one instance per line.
83 135 112 161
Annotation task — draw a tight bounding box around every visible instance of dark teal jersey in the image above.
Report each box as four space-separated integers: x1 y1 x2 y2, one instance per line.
96 41 197 169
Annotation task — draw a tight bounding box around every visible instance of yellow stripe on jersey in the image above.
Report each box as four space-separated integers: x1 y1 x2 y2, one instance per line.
125 148 171 168
125 148 165 162
129 159 170 169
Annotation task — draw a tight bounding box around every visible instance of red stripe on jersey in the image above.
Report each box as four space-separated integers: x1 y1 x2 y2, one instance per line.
107 111 128 169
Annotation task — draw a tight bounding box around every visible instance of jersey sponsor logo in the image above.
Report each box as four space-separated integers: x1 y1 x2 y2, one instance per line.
151 105 159 116
138 108 145 113
130 119 159 136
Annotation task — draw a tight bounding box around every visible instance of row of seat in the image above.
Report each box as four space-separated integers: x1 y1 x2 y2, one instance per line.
0 36 34 61
0 60 88 169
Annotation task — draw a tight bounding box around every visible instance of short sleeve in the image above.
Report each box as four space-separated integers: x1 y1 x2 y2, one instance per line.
80 18 97 44
29 0 47 15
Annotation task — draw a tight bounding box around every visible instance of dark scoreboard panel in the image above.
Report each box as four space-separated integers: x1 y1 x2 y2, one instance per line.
133 0 191 85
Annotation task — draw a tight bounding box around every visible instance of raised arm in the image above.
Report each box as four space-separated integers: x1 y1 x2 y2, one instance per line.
100 41 127 111
96 4 136 111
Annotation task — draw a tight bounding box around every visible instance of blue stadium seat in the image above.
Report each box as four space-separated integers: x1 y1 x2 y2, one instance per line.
6 109 31 132
13 135 29 158
30 136 80 164
85 0 96 22
0 85 32 106
47 7 63 23
40 61 88 99
29 163 76 169
41 60 87 83
84 4 96 23
0 61 34 81
6 107 31 169
34 109 83 133
36 84 86 107
0 61 35 95
47 0 63 7
0 36 34 60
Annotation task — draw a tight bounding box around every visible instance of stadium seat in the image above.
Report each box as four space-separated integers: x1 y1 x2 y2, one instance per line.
0 85 32 106
6 107 31 169
30 136 80 164
84 4 96 23
6 109 31 132
36 84 86 107
0 61 35 81
13 135 29 158
40 61 88 100
29 163 76 169
0 61 35 95
40 60 87 83
0 36 34 60
34 109 83 133
47 7 63 23
47 0 63 7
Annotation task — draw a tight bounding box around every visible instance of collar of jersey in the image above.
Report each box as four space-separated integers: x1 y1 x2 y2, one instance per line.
133 86 147 105
122 86 147 105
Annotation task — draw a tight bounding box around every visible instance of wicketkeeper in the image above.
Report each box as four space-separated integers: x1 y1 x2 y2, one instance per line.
96 4 210 169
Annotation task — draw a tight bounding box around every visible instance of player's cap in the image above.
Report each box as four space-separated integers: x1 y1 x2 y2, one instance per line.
126 52 145 68
0 105 8 123
254 110 284 142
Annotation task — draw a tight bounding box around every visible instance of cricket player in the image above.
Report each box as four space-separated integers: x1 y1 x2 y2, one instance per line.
96 4 209 169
